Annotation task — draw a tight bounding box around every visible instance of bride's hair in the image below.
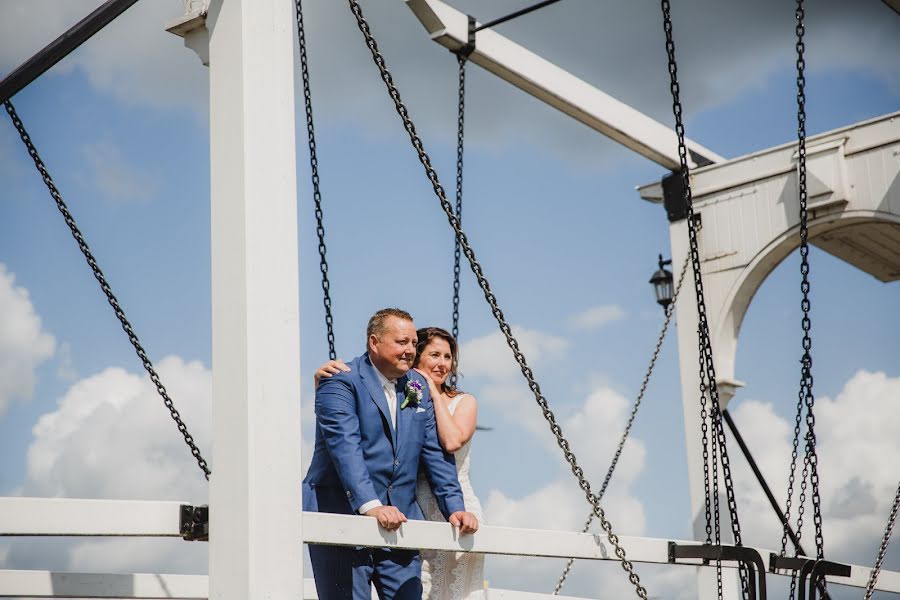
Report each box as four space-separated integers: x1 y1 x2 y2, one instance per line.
414 327 463 397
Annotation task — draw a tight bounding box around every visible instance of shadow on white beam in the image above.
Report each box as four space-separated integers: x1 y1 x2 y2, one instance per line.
2 498 898 593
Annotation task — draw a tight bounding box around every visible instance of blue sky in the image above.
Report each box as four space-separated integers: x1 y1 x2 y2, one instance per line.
1 0 899 597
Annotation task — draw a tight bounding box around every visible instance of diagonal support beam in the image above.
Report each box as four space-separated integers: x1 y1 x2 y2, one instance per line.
0 0 142 103
405 0 724 170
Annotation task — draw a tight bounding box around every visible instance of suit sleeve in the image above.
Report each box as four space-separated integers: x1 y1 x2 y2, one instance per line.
418 386 466 518
315 374 379 513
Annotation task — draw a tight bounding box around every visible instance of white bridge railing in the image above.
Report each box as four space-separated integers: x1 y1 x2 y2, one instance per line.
1 497 898 598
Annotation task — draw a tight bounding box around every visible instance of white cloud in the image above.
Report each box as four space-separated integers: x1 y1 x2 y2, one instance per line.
23 356 211 501
725 370 900 567
568 305 625 330
80 141 156 204
0 264 56 417
459 326 568 379
7 356 211 574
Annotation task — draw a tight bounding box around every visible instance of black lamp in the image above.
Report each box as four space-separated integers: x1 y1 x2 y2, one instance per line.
649 254 674 309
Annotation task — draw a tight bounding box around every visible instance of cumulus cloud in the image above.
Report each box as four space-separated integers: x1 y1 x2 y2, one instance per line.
459 326 568 379
476 375 654 598
0 264 56 417
568 305 625 330
725 370 900 570
6 356 211 573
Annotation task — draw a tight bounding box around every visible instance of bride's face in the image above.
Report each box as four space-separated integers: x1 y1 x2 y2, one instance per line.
416 337 454 386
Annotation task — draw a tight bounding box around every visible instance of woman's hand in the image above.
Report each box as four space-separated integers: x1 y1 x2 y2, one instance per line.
413 367 443 401
314 359 350 386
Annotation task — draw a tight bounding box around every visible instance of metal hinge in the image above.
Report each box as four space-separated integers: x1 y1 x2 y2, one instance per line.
180 504 209 541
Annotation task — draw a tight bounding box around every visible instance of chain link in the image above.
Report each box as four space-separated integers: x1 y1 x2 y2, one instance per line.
864 480 900 600
4 100 211 481
782 5 826 599
345 2 648 597
449 54 466 388
659 3 749 598
554 256 689 594
296 0 337 361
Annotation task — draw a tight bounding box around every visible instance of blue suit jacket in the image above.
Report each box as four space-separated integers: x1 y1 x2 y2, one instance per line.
303 353 465 520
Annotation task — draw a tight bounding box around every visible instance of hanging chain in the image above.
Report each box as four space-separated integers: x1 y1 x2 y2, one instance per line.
450 55 466 388
554 256 689 594
794 0 826 566
4 100 211 481
296 0 337 360
345 2 648 597
659 3 749 598
864 480 900 600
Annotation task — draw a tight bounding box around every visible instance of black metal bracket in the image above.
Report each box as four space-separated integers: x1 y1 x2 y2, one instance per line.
180 504 209 541
455 16 477 59
669 542 767 600
769 555 848 600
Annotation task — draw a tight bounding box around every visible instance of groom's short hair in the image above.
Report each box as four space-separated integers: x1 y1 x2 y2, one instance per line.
367 308 414 340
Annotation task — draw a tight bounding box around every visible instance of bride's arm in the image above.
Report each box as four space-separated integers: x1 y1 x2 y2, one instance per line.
414 368 479 453
432 393 478 453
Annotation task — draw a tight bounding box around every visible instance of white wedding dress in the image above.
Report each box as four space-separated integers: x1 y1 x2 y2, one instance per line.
416 393 485 600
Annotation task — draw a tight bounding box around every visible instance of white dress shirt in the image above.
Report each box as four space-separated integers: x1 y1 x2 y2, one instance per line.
357 366 399 515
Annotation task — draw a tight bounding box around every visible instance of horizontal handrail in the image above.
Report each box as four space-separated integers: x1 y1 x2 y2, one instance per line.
1 498 898 593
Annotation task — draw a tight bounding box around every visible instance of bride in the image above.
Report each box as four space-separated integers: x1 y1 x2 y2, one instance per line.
315 326 485 600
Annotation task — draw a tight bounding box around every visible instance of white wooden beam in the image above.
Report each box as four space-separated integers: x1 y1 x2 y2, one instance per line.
405 0 724 170
0 572 594 600
204 0 303 598
0 570 208 599
3 500 898 594
0 498 184 537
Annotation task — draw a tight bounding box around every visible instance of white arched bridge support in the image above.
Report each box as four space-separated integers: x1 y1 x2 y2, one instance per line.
640 111 900 599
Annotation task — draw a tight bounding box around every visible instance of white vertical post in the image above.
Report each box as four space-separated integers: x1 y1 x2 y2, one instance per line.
206 0 302 598
669 220 739 600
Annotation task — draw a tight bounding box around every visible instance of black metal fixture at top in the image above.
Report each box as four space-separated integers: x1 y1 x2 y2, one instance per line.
649 254 674 309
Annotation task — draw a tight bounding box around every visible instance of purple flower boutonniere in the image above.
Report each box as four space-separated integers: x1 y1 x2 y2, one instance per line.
401 380 423 410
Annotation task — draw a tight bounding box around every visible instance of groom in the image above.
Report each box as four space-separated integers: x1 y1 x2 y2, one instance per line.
303 308 479 600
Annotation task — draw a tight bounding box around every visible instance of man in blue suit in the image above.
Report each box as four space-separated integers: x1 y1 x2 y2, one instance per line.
304 307 479 600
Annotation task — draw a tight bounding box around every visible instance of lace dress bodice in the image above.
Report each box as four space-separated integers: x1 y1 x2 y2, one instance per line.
416 393 484 600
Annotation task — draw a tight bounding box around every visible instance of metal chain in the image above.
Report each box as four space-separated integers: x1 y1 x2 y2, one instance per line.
554 256 689 594
864 480 900 600
296 0 337 360
4 100 211 481
345 2 648 597
659 3 749 598
794 0 826 566
450 54 466 388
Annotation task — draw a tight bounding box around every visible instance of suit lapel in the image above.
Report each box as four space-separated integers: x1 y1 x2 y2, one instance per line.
360 355 395 448
394 374 408 457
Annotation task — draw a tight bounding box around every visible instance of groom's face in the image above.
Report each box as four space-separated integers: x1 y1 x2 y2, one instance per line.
369 316 418 379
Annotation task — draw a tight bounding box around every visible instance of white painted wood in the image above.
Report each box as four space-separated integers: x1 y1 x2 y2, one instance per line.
204 0 302 598
0 498 184 537
2 507 899 593
0 572 595 600
405 0 723 170
0 570 208 599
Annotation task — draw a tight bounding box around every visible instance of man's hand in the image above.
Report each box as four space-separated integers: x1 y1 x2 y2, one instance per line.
365 506 407 531
448 511 479 534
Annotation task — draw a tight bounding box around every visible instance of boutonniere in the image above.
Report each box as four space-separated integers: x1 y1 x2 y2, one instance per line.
400 380 424 410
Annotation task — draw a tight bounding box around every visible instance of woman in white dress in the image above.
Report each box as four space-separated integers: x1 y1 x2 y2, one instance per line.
314 326 485 600
411 327 484 600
